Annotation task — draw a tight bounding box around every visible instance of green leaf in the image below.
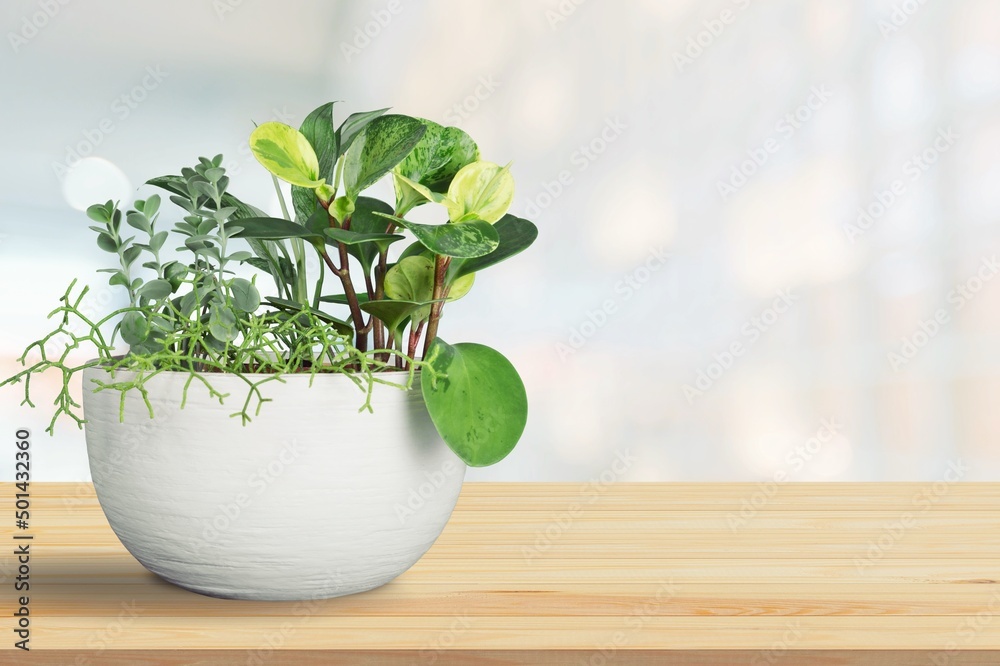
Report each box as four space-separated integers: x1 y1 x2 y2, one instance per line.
384 256 474 322
120 311 150 345
360 299 438 335
86 202 112 223
376 212 498 258
318 293 371 306
96 233 117 253
343 196 394 273
230 217 324 241
393 119 479 215
300 102 338 182
449 215 538 280
446 161 515 223
208 303 238 342
291 186 319 225
421 339 527 466
227 250 253 263
324 228 404 246
343 115 426 199
336 107 388 159
263 297 352 336
122 245 142 266
137 279 173 300
230 277 260 313
249 122 325 188
163 261 187 290
108 272 129 289
126 211 150 233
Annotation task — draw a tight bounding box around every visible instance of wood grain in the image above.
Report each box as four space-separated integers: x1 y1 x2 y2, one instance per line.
2 482 999 665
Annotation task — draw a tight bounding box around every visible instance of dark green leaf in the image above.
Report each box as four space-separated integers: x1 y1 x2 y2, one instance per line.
421 339 527 467
230 217 323 241
377 213 498 258
324 228 404 246
360 299 439 335
344 196 395 273
336 107 389 159
264 297 352 335
449 215 538 280
300 102 338 182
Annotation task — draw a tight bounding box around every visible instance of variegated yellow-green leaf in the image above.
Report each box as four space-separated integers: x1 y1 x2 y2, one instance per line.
445 160 515 223
392 119 479 215
384 255 474 322
249 122 325 189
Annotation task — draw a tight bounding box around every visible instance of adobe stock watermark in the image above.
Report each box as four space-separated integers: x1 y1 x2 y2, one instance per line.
887 255 999 371
522 449 636 562
192 439 305 553
854 459 968 574
522 116 627 218
673 0 754 73
878 0 930 38
52 65 169 180
556 247 669 362
71 601 143 666
393 458 463 525
340 0 403 63
727 418 843 532
442 76 500 126
682 290 798 404
213 0 247 21
580 579 680 666
928 589 1000 665
8 0 73 53
751 621 804 666
414 614 473 665
545 0 587 31
717 85 833 201
244 571 347 666
844 127 958 243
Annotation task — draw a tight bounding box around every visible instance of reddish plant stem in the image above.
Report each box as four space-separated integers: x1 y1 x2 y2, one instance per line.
407 320 426 368
421 254 451 359
319 248 368 352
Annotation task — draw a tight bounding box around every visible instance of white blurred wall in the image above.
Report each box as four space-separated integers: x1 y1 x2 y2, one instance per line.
2 0 1000 482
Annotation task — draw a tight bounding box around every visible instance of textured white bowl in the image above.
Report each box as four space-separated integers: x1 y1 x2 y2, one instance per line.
82 367 465 601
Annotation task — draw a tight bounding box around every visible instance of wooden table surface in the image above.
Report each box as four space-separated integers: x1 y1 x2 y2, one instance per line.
3 482 1000 665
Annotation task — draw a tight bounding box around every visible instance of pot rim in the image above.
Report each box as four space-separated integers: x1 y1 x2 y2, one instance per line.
82 359 421 383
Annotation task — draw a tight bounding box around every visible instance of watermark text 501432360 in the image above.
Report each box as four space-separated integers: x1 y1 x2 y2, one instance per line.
14 428 33 652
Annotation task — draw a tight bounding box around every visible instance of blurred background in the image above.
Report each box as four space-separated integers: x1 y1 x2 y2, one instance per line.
2 0 999 482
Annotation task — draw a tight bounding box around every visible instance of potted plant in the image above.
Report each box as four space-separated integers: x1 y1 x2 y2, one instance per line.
2 102 538 600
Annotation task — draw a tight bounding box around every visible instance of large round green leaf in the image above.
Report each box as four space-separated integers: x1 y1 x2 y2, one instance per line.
421 339 527 466
249 122 325 188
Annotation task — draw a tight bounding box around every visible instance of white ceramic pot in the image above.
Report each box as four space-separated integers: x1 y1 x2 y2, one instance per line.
81 367 465 601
